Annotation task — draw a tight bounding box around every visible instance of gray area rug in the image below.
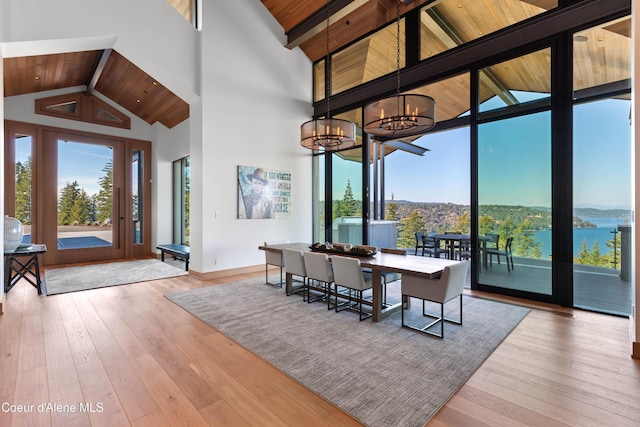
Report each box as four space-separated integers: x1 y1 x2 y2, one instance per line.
166 277 529 427
45 259 188 295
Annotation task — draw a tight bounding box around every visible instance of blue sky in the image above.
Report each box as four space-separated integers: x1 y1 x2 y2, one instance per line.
16 139 112 196
334 97 632 210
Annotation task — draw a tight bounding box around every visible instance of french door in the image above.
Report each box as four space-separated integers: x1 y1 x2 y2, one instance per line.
4 121 151 266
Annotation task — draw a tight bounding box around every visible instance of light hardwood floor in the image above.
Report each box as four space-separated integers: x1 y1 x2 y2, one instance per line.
0 270 639 427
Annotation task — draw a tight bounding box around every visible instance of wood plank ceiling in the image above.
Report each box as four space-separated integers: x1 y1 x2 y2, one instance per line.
262 0 631 118
3 49 189 128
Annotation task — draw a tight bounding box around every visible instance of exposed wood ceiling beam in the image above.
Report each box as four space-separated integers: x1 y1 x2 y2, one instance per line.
384 139 429 155
286 0 368 49
85 48 112 96
423 8 518 105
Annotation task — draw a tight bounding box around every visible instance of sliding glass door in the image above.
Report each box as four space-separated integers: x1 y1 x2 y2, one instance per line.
476 48 553 298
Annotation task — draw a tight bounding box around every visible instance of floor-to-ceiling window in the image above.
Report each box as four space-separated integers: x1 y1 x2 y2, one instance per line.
309 1 631 309
571 17 632 315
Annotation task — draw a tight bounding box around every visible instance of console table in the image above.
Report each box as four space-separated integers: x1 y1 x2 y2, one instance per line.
4 244 47 295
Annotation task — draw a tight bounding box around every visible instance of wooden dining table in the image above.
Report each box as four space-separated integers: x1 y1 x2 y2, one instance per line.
258 242 459 322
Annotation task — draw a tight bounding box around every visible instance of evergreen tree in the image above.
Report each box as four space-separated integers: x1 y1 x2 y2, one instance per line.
451 211 470 234
334 179 360 218
70 189 92 225
398 209 426 248
590 240 604 266
575 239 591 265
385 194 399 221
58 181 82 225
342 179 359 216
604 231 621 269
479 215 495 236
96 161 113 224
386 194 401 245
497 217 517 248
184 169 190 242
513 218 542 258
15 157 32 224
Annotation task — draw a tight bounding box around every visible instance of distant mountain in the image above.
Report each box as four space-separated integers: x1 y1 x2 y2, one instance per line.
573 207 632 219
380 201 631 231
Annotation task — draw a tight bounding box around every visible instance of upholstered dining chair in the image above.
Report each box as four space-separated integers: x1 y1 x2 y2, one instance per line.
331 255 373 321
264 240 288 287
303 251 334 306
401 260 468 338
282 248 307 297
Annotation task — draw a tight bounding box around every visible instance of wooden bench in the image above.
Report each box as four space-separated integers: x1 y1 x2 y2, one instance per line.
156 244 190 271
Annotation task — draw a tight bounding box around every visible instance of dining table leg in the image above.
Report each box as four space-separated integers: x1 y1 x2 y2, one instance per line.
371 269 382 322
285 272 293 295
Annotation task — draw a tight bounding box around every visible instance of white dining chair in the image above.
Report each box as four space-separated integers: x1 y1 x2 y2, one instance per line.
282 248 307 297
264 240 288 287
303 251 333 306
401 261 468 338
331 255 373 321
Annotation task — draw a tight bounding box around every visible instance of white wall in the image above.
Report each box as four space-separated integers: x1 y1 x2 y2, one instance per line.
191 0 313 273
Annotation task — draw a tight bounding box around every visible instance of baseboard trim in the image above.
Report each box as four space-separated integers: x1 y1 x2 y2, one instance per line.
189 264 265 281
0 292 5 315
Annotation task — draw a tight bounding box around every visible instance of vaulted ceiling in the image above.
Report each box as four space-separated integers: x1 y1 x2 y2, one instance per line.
2 1 630 131
262 0 431 62
262 0 631 118
3 49 189 129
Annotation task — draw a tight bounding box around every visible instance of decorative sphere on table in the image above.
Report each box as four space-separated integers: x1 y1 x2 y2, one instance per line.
4 215 24 253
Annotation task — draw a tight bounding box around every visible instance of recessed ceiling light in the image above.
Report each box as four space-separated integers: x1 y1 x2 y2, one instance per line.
574 35 588 42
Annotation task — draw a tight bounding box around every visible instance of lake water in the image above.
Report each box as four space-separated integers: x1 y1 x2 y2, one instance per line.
533 218 627 258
